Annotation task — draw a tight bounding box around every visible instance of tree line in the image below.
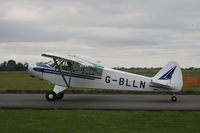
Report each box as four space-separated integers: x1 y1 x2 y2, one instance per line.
0 60 28 71
0 60 199 71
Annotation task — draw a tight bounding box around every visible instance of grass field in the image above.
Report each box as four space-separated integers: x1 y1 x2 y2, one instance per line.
0 110 199 133
0 71 53 91
0 71 200 93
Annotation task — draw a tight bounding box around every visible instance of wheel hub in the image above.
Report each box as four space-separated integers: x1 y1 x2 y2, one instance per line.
49 94 54 99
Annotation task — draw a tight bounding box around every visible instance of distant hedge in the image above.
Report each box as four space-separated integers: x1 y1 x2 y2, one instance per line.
0 60 28 71
0 59 199 72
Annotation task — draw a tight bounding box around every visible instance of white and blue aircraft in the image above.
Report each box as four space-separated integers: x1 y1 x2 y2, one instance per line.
28 53 183 102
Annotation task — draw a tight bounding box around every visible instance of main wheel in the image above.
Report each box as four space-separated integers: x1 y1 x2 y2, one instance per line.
56 92 64 100
46 91 57 101
171 96 177 102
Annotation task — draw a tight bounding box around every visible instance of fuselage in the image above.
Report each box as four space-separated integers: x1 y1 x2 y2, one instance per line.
28 64 173 92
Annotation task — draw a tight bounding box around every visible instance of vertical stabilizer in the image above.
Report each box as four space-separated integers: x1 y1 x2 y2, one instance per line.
152 61 183 92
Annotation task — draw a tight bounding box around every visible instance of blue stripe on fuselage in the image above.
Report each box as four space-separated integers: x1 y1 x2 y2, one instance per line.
33 67 101 80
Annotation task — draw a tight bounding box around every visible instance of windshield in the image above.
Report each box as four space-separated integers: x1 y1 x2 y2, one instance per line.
45 61 55 67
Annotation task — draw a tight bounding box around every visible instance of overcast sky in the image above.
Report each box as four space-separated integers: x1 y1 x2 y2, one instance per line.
0 0 199 68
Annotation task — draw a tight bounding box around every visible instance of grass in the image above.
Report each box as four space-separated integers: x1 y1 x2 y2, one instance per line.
0 110 199 133
0 71 53 91
0 71 199 93
182 87 200 93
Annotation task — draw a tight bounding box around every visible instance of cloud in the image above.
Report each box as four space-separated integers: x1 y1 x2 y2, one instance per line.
0 0 199 67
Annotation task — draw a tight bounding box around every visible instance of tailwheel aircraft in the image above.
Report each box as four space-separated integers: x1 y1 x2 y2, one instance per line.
28 53 183 102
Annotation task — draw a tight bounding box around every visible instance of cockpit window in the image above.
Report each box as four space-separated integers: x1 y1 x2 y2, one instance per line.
44 60 103 77
61 61 102 77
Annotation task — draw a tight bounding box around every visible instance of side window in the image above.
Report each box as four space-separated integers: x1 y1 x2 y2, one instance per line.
83 66 102 76
61 61 70 71
59 61 102 77
60 61 71 71
73 63 84 74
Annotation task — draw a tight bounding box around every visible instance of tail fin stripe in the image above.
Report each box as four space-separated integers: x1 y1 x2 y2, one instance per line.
159 66 176 80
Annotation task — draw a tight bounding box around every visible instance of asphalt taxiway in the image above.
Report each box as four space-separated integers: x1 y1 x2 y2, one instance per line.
0 94 199 110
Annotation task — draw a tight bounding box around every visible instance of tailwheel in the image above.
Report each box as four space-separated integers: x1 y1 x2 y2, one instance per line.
171 95 177 102
46 91 57 101
56 92 64 100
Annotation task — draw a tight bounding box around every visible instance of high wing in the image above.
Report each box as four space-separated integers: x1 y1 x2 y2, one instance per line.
42 53 104 69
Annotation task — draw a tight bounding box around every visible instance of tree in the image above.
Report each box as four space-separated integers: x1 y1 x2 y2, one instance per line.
0 60 29 71
7 60 16 71
0 61 7 71
16 62 24 71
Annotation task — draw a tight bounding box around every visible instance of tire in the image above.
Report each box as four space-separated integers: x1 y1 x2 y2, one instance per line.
171 96 177 102
56 92 64 100
46 91 57 101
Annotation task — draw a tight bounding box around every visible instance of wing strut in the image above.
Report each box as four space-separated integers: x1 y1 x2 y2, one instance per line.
53 58 73 88
68 61 73 88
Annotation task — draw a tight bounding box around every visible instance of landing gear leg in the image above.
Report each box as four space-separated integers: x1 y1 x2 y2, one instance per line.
56 92 64 100
46 85 67 101
46 59 73 102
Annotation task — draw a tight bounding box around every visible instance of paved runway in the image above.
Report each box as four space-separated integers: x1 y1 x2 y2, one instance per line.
0 94 200 110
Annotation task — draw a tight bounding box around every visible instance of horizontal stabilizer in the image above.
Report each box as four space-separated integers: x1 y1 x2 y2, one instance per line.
150 81 176 91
